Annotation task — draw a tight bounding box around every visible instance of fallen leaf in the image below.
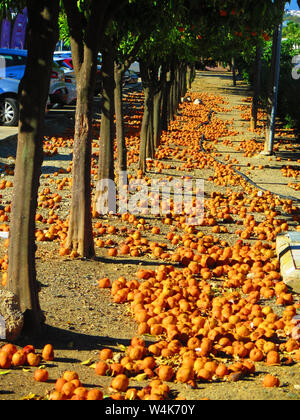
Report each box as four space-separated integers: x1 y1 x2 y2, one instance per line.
0 370 11 375
89 363 97 369
81 359 94 366
21 393 38 400
132 373 148 382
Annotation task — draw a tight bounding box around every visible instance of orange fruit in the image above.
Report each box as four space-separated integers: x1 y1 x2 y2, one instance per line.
263 375 280 388
11 350 26 367
157 365 174 382
55 378 67 392
48 391 63 400
42 344 54 361
99 348 114 361
1 344 17 356
86 389 103 400
98 278 111 288
0 351 12 369
95 361 109 376
61 381 76 398
63 371 79 382
73 387 88 399
34 369 49 382
27 352 41 367
111 374 129 392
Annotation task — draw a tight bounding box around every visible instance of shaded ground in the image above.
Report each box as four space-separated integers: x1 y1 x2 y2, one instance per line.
0 74 299 401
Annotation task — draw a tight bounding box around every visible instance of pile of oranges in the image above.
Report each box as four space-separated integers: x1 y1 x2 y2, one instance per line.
0 343 54 369
93 91 299 397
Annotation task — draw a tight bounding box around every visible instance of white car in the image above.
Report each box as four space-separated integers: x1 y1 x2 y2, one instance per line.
129 62 140 76
53 56 77 105
64 72 77 105
49 61 68 107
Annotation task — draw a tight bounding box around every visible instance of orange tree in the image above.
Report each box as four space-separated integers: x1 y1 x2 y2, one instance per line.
137 0 284 172
183 0 287 137
97 0 164 193
1 0 60 334
63 0 131 259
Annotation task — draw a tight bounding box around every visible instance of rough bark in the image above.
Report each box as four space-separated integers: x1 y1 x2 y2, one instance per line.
232 57 237 87
98 40 116 183
114 62 127 173
153 87 163 150
64 0 113 257
7 0 59 333
265 25 279 145
65 57 96 257
112 34 144 174
139 62 162 173
161 64 173 131
138 85 152 174
187 64 195 90
250 44 262 131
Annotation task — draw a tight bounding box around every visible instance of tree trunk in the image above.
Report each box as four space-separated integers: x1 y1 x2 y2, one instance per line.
113 36 145 174
161 64 173 131
139 62 162 173
171 61 181 118
181 63 187 98
232 57 237 87
64 0 114 257
98 42 116 183
7 0 59 333
65 61 96 257
153 86 163 149
153 64 167 149
114 62 127 173
93 41 116 215
250 43 262 131
264 21 283 155
265 25 280 145
187 64 195 90
139 85 152 174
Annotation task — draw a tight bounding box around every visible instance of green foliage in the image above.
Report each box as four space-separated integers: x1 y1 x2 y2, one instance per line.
283 21 300 45
58 12 70 46
241 38 300 132
0 0 26 18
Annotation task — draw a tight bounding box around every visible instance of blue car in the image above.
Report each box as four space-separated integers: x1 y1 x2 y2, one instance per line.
0 77 20 126
0 48 27 80
0 49 68 125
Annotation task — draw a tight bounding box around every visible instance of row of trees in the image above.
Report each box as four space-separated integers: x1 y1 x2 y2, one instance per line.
0 0 297 334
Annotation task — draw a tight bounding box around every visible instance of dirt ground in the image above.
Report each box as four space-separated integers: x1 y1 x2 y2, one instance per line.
0 72 299 401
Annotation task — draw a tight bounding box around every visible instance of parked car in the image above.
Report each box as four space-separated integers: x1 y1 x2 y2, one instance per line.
53 51 73 73
0 48 27 80
129 61 140 76
0 48 68 109
53 56 76 105
53 51 103 94
0 77 20 126
64 72 77 105
124 70 139 85
48 60 68 107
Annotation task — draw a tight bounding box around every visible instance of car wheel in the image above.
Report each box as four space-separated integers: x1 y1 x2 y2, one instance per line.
0 98 19 127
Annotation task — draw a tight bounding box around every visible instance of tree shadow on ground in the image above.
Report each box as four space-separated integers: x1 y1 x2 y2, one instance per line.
10 323 154 353
93 255 180 269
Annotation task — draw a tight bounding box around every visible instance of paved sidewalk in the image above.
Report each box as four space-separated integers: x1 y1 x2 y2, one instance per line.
0 126 17 142
192 70 300 202
0 108 75 146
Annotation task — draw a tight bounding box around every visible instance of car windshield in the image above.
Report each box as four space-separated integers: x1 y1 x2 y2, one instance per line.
0 54 27 67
